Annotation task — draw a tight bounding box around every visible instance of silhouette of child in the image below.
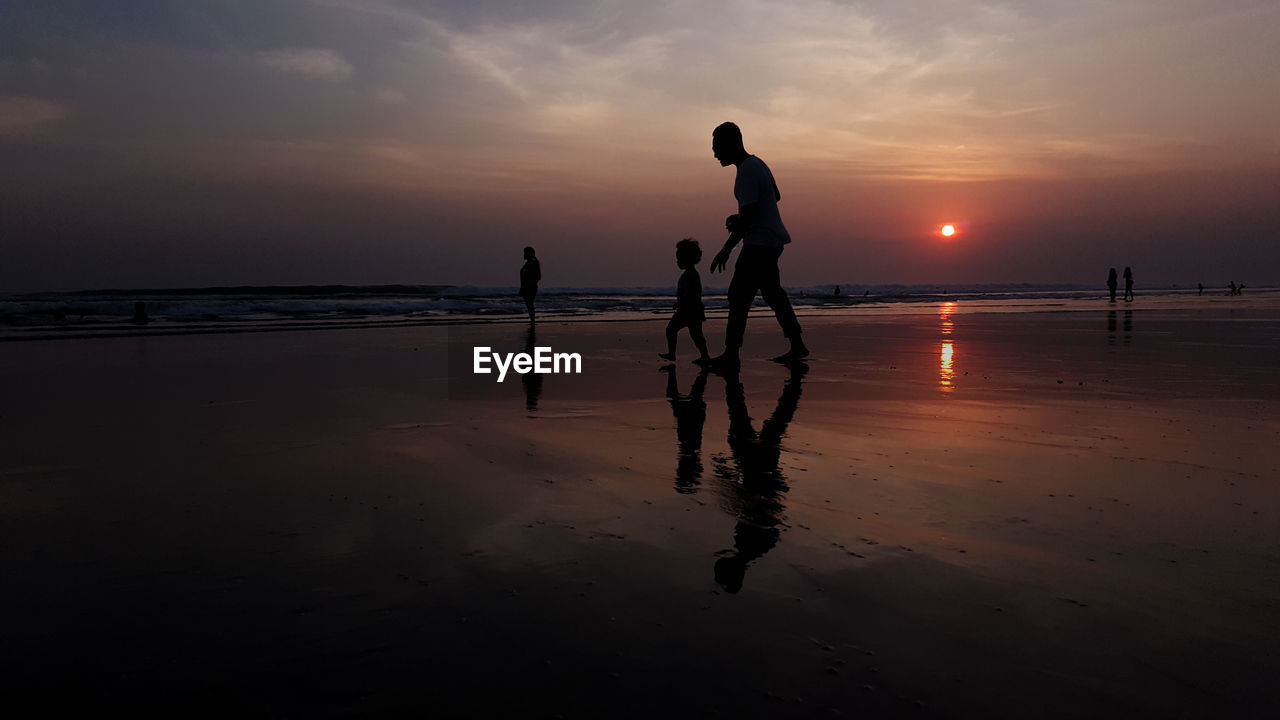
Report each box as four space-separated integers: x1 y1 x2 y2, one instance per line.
519 246 540 322
659 238 711 364
1123 266 1134 302
1107 267 1118 303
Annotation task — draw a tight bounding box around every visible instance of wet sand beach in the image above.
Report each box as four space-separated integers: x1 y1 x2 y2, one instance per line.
2 304 1278 717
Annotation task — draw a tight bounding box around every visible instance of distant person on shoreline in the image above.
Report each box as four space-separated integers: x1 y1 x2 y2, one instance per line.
659 238 711 364
707 121 808 368
519 246 540 322
1198 282 1204 296
1107 267 1118 303
1123 266 1134 302
130 301 150 325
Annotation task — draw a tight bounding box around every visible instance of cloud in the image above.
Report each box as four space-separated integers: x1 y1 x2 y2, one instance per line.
256 48 354 82
0 96 66 135
373 88 407 105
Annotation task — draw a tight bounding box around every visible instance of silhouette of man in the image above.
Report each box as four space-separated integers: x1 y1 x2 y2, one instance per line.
708 122 808 368
711 363 807 593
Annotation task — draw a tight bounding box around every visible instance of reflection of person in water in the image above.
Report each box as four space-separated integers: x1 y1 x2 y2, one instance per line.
663 365 709 494
521 325 542 411
712 362 807 594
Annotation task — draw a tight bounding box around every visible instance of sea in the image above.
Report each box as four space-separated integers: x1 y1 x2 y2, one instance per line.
1 283 1270 341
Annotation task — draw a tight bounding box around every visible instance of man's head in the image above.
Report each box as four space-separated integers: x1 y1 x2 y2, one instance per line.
523 246 536 259
712 122 746 167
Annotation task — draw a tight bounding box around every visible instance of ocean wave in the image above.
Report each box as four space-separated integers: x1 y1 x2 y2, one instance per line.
2 283 1272 339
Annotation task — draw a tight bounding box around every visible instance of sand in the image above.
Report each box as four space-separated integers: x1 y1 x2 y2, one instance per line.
2 303 1278 717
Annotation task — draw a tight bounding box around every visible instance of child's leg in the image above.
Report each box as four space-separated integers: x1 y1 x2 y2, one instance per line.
660 318 678 359
689 321 710 360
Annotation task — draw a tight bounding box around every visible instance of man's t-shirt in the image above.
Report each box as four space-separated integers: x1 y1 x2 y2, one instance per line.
734 155 791 248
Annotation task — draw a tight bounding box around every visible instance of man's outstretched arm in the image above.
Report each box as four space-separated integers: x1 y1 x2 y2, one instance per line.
710 202 761 273
710 231 743 274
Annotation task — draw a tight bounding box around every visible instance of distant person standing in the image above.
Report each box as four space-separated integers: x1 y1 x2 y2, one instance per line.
1122 266 1134 302
130 301 150 324
519 246 540 322
1198 282 1204 296
707 121 808 367
1107 268 1118 303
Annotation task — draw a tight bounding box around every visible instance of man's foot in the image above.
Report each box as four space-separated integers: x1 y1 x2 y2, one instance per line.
658 352 675 361
771 346 810 364
706 352 740 370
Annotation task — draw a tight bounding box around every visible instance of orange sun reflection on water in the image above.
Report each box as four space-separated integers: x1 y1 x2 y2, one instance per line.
939 302 956 392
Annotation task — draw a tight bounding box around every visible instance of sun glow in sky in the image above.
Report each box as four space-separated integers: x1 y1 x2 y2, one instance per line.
2 1 1279 290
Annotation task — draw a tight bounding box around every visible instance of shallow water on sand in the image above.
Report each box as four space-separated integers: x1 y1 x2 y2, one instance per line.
1 309 1277 716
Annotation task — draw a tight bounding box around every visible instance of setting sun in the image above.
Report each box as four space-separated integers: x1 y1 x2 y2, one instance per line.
941 224 956 237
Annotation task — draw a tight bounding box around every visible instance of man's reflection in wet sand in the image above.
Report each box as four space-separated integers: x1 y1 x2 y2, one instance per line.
711 363 807 593
521 325 542 411
663 365 709 494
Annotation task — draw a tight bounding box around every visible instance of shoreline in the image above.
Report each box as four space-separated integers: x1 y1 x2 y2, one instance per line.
4 289 1279 343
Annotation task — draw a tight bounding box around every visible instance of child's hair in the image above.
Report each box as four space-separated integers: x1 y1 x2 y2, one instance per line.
676 238 702 265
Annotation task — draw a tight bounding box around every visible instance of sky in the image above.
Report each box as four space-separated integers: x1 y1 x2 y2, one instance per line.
2 0 1278 290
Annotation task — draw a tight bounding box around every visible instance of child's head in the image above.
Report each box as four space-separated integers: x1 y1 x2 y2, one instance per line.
523 246 536 259
675 238 702 268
